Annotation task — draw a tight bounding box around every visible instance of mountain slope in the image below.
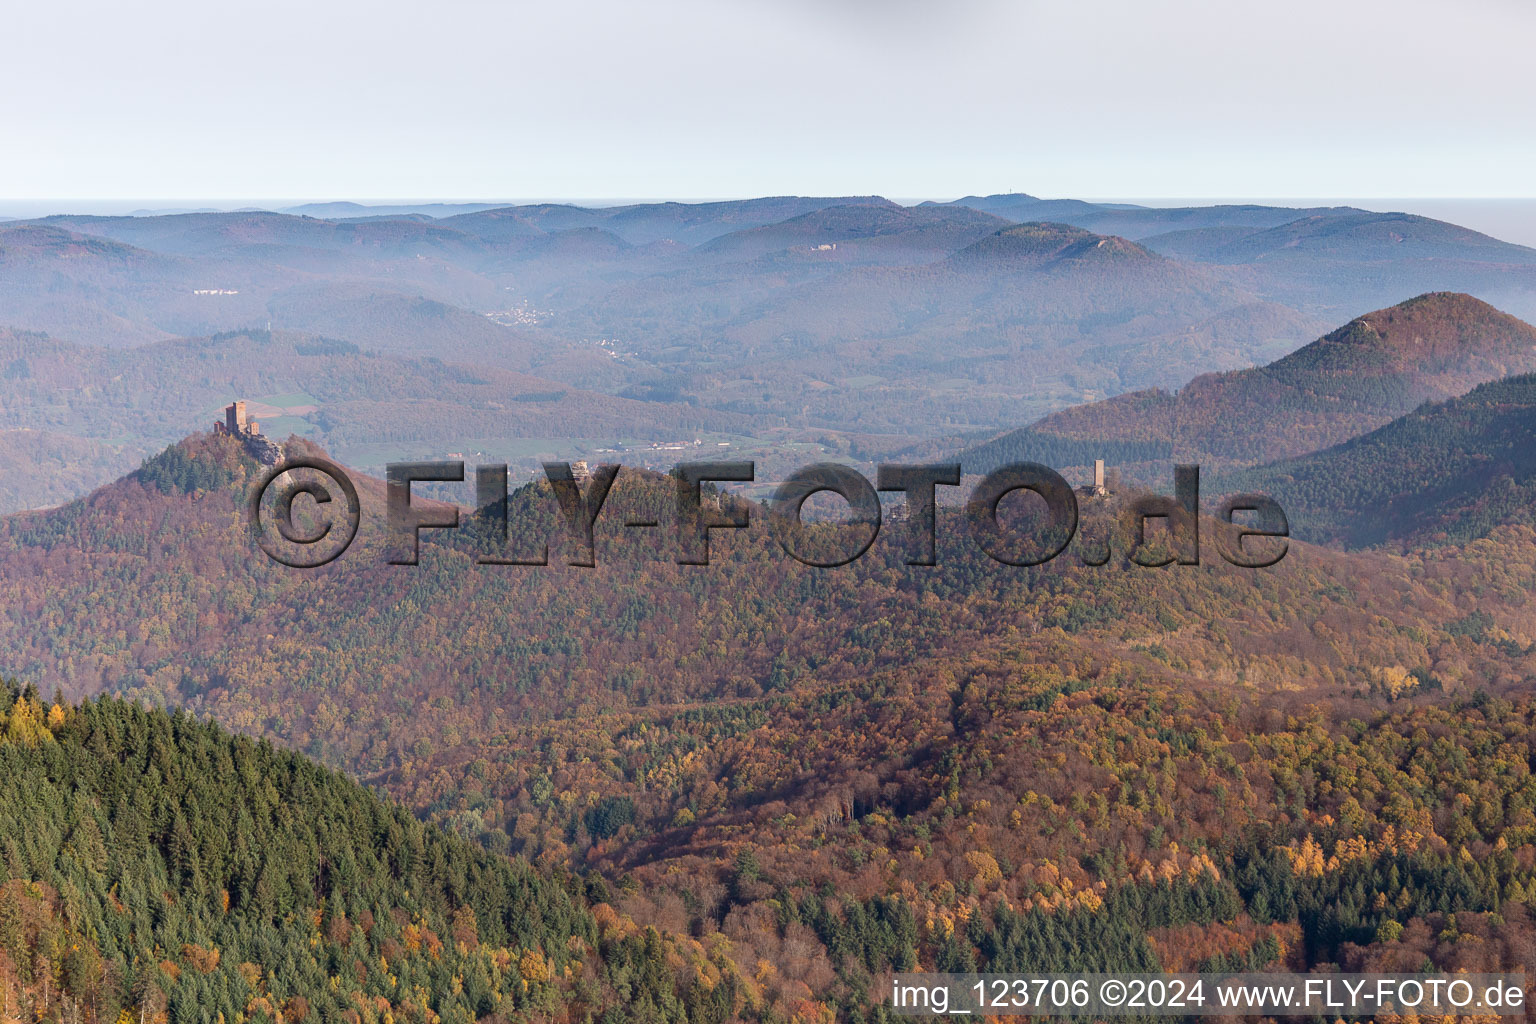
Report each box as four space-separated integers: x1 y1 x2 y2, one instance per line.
966 293 1536 473
38 211 487 261
938 194 1365 240
0 326 761 511
0 224 196 345
1198 212 1536 265
1229 371 1536 547
0 219 509 348
945 221 1165 269
698 204 1009 263
1157 211 1536 319
0 680 728 1024
263 284 550 370
0 429 142 512
559 220 1324 431
442 196 899 247
9 438 1536 1011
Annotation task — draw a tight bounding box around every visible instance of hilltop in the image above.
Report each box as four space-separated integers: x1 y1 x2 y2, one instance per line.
698 203 1008 263
946 222 1164 269
1169 211 1536 265
440 195 899 247
1148 212 1536 318
563 218 1322 431
963 293 1536 474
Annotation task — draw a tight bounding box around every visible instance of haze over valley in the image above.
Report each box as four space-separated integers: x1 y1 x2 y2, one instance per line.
6 192 1536 511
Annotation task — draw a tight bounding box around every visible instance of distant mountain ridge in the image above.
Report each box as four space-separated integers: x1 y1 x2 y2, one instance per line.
441 195 898 246
935 193 1365 239
7 194 1536 463
963 293 1536 473
1147 212 1536 320
1160 211 1536 265
697 203 1008 262
280 200 508 218
947 221 1164 269
560 216 1325 431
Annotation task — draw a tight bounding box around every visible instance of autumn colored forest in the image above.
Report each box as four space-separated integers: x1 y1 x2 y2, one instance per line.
6 189 1536 1022
5 413 1536 1021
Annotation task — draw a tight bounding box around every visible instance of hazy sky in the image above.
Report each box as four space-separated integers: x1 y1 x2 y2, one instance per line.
3 0 1534 201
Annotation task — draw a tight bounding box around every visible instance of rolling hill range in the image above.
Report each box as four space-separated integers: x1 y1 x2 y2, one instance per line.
551 221 1329 430
935 193 1366 240
0 223 210 345
1144 212 1536 320
0 219 517 352
438 195 899 246
0 326 764 511
139 196 908 257
5 434 1536 1011
960 293 1536 476
1229 370 1536 549
695 203 1010 264
10 197 1536 445
16 194 1536 1018
936 196 1536 320
0 429 142 512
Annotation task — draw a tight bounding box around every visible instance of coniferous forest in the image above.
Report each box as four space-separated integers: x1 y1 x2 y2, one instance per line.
0 681 739 1024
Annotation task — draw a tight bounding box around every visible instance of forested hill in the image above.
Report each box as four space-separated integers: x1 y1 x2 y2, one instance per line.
0 681 734 1024
961 292 1536 476
1227 371 1536 548
13 430 1536 1019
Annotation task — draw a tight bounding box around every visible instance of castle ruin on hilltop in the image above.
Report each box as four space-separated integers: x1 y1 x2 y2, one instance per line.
1074 459 1111 499
214 400 283 466
1088 458 1108 497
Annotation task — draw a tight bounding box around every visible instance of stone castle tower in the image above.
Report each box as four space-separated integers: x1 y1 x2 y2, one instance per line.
218 400 260 437
1079 458 1109 498
214 400 282 465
